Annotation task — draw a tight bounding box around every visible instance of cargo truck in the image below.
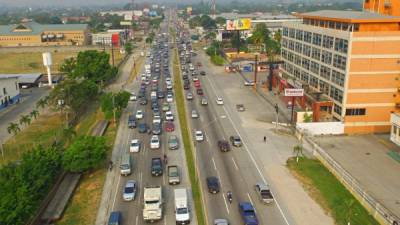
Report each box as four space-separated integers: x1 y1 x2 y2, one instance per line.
174 188 190 225
143 186 163 222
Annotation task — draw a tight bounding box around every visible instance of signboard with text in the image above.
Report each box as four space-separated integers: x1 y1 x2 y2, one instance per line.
226 18 251 31
284 88 304 97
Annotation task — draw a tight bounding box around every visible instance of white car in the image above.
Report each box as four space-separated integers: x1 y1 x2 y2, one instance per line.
195 130 204 141
244 80 255 86
130 93 137 101
166 94 173 103
216 97 224 105
167 84 173 90
153 115 161 124
129 139 140 153
135 110 144 119
150 135 160 149
191 110 199 118
165 111 174 121
193 77 199 82
186 92 193 100
123 180 137 201
165 77 172 84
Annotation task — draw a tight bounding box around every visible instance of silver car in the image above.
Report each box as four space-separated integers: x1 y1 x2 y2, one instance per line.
123 180 137 201
191 110 199 118
214 219 229 225
168 135 179 150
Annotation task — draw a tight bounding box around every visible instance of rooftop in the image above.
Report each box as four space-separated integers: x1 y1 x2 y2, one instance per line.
0 21 88 36
298 10 400 23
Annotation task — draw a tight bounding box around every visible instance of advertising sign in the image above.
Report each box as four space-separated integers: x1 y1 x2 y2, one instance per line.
284 88 304 97
226 18 251 31
120 21 132 26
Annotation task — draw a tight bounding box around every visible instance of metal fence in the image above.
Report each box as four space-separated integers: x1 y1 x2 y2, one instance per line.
305 137 399 225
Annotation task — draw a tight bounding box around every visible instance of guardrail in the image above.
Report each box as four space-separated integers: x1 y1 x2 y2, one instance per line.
305 136 399 225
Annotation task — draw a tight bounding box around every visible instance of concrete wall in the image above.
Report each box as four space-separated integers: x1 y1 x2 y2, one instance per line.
0 77 20 111
297 122 344 135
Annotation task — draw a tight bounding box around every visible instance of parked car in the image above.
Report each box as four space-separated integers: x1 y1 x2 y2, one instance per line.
230 136 242 147
218 140 230 152
168 135 179 150
123 180 137 201
130 139 141 153
206 176 220 194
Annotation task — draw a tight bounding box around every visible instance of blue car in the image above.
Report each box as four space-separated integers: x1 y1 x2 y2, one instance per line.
238 202 259 225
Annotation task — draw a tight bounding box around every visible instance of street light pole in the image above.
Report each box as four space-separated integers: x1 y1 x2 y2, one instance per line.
112 95 116 124
275 103 279 131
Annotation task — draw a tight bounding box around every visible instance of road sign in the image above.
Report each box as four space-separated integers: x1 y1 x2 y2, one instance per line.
284 88 304 97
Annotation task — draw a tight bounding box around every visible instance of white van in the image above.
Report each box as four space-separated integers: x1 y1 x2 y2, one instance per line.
120 153 132 176
174 188 190 224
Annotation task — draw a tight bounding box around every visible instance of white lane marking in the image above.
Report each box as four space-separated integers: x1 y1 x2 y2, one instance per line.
212 157 217 170
222 192 230 214
206 74 291 225
247 193 255 210
232 157 239 170
111 174 122 210
164 217 167 225
135 215 138 225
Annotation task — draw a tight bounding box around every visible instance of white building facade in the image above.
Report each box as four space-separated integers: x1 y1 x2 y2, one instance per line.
0 76 20 111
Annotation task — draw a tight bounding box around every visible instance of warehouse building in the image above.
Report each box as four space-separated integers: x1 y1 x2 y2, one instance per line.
0 76 20 111
0 21 89 47
280 10 400 134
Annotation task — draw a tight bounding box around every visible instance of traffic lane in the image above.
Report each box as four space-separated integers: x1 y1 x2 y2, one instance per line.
199 62 291 225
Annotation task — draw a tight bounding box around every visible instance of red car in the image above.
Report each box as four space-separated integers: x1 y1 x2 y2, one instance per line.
194 81 201 88
196 88 203 95
165 122 175 132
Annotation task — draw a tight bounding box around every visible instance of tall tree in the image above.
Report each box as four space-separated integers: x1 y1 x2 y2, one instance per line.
36 97 48 111
19 115 31 127
30 110 39 120
7 122 20 136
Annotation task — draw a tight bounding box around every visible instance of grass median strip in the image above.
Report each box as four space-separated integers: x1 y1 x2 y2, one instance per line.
287 157 379 225
172 38 206 225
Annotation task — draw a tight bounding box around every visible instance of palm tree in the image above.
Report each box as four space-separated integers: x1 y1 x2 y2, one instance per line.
62 127 76 144
30 110 39 120
19 115 31 127
36 97 48 111
7 122 20 136
293 145 303 163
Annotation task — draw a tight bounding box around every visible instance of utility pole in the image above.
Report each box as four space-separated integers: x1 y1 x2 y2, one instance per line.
253 54 258 90
236 30 240 54
112 95 116 124
111 41 115 67
290 96 296 124
275 103 279 131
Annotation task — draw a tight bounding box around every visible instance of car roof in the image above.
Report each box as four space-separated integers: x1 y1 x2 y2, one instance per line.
239 202 254 210
207 176 218 182
256 182 269 189
131 139 139 143
126 180 136 187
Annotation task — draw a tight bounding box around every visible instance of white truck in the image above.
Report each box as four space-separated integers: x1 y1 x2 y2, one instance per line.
145 64 151 74
174 188 190 225
143 186 163 222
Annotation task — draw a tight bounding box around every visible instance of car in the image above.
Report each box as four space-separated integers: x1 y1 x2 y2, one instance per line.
130 139 141 153
128 115 136 129
157 91 165 99
136 110 144 119
255 182 274 204
168 135 179 150
214 219 229 225
218 140 230 152
138 123 148 133
130 93 137 101
150 135 160 149
191 110 199 118
165 122 175 132
165 111 174 121
153 115 161 124
151 157 163 176
140 98 148 105
186 92 193 100
196 89 203 95
195 130 204 141
166 83 173 90
244 80 255 86
200 71 206 76
166 94 173 103
206 176 220 194
216 97 224 105
162 102 170 112
194 81 201 88
236 104 245 112
184 83 190 90
152 122 162 135
201 98 208 105
123 180 137 201
230 136 242 147
108 211 122 225
192 77 199 82
239 202 259 225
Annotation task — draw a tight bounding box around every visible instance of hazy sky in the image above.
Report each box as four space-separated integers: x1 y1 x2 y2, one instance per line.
0 0 181 7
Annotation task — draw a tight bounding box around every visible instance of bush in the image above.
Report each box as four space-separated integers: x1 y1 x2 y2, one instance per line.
62 136 108 173
211 55 224 66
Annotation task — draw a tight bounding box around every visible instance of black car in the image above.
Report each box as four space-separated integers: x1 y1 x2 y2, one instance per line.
128 115 137 129
138 123 148 133
151 158 163 176
218 140 231 152
206 176 220 194
151 101 159 110
184 83 190 90
200 71 206 76
157 91 165 99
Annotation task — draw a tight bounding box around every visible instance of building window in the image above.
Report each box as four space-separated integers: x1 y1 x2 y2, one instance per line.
288 40 295 50
3 88 6 95
302 44 311 57
287 52 294 62
312 33 322 46
309 75 318 88
301 71 309 83
304 31 312 43
302 58 310 70
294 54 302 66
345 108 366 116
282 38 288 48
310 61 320 75
334 38 348 53
295 30 303 41
283 27 288 36
333 54 347 70
319 80 330 95
334 104 342 116
321 50 332 65
330 86 343 103
281 49 287 59
295 42 302 53
322 35 334 49
289 28 295 38
311 48 321 60
320 65 331 80
331 70 345 87
294 67 301 79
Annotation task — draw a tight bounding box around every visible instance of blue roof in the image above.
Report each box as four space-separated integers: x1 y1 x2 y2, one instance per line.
0 21 88 36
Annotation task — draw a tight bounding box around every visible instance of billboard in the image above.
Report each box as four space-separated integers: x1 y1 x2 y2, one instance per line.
186 7 192 15
284 88 304 97
226 18 251 31
120 21 132 26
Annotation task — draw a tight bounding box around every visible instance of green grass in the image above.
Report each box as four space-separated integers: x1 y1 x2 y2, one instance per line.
287 157 380 225
172 30 206 225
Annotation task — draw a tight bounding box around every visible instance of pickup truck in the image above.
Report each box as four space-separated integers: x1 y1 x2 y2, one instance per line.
239 202 259 225
255 182 274 204
168 165 180 185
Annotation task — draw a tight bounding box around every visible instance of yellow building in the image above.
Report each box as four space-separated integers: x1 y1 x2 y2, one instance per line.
0 21 89 47
364 0 400 16
281 10 400 134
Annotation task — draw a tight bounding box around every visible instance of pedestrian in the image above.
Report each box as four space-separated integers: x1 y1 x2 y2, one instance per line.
263 136 266 143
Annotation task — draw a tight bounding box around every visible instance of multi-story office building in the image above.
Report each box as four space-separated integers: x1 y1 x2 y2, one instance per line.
0 76 20 111
280 10 400 134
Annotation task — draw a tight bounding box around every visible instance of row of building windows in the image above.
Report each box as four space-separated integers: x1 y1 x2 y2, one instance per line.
282 49 347 87
302 18 360 32
345 108 366 116
0 37 33 41
282 38 347 71
282 27 348 53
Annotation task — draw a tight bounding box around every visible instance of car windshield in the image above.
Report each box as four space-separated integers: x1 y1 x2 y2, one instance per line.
177 208 188 214
125 187 134 193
